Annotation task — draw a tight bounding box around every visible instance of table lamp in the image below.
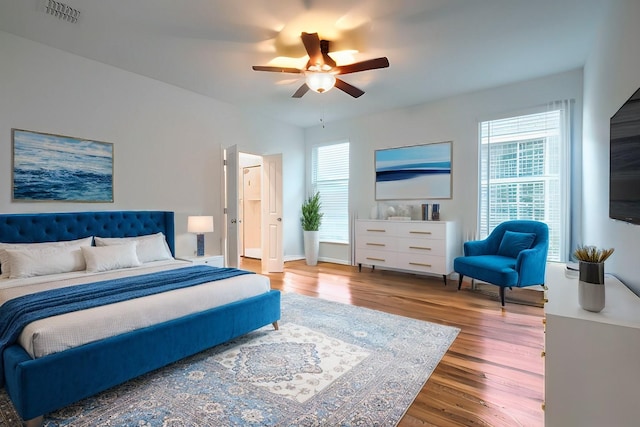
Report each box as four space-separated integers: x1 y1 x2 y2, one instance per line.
187 215 213 257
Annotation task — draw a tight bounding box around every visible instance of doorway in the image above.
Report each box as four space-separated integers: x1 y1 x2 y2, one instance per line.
240 156 262 259
224 146 283 272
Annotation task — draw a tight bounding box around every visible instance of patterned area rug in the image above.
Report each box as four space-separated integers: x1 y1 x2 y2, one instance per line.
0 293 459 427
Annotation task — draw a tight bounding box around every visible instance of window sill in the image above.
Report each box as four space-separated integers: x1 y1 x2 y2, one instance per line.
320 240 349 245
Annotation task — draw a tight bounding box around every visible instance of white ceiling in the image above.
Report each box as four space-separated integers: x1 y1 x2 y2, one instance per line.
0 0 610 128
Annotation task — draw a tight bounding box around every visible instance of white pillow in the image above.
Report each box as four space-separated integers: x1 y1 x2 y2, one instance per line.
81 242 142 273
94 232 173 263
6 245 87 279
0 237 93 279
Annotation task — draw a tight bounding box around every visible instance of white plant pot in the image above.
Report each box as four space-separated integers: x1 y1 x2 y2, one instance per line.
303 230 319 266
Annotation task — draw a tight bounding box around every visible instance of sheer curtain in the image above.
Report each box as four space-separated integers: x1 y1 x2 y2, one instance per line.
549 99 580 261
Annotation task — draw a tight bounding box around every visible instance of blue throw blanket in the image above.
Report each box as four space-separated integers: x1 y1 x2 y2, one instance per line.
0 265 253 384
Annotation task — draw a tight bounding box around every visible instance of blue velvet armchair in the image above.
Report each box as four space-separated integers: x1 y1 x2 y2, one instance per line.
454 220 549 306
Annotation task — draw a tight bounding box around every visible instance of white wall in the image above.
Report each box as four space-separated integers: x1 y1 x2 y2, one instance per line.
0 31 305 259
305 69 584 264
582 0 640 293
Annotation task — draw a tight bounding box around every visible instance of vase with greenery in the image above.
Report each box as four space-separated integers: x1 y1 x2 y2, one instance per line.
301 192 323 266
573 245 615 312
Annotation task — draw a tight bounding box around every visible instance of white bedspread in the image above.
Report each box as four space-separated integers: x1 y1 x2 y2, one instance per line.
0 260 271 358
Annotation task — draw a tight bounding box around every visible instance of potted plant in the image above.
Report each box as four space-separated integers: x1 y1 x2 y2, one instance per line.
301 192 323 266
573 245 615 312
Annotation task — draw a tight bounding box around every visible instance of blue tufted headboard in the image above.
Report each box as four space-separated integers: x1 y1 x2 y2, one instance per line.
0 211 175 256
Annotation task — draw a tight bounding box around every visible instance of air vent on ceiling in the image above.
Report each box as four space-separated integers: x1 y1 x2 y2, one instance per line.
44 0 80 23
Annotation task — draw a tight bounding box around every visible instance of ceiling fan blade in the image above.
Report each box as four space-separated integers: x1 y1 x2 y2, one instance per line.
335 57 390 75
252 66 302 74
292 83 310 98
301 32 322 67
334 78 365 98
320 40 336 68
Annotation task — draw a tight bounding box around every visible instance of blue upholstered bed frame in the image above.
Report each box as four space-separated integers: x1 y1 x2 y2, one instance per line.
0 211 281 425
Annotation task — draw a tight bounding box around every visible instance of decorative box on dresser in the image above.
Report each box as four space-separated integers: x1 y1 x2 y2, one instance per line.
544 263 640 427
355 219 457 284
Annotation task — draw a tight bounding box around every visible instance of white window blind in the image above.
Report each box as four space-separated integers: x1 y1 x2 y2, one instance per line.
311 142 350 243
479 108 570 261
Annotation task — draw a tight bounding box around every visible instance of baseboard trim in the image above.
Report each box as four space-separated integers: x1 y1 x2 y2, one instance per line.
317 257 350 265
283 256 351 266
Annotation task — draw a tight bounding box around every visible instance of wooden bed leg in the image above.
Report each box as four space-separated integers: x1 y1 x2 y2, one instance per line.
272 321 279 330
23 415 44 427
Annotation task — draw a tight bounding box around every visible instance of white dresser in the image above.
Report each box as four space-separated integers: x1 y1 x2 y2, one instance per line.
355 219 457 284
544 263 640 427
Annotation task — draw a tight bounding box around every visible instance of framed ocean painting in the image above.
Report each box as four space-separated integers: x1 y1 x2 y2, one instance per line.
375 141 452 200
12 129 114 202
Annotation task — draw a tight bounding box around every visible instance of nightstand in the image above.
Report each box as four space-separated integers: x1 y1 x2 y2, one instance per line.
176 254 224 267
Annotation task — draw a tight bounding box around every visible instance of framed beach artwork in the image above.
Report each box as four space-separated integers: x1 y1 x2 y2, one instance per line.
12 129 114 202
375 141 452 200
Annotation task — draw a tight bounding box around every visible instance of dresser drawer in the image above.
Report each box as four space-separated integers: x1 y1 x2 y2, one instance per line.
395 253 446 274
355 221 397 236
395 222 446 239
356 248 397 267
396 237 445 256
356 234 396 251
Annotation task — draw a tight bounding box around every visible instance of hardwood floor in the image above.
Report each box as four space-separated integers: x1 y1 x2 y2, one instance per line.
240 258 545 427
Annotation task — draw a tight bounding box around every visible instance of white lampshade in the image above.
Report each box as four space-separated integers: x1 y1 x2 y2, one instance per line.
187 216 214 233
305 71 336 93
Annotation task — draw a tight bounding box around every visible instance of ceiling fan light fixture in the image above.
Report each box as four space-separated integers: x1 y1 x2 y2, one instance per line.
253 32 388 98
305 71 336 93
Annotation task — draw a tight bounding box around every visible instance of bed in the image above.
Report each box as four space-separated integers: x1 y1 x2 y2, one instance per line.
0 210 281 426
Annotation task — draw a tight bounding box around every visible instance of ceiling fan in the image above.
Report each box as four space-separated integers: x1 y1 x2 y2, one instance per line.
252 32 389 98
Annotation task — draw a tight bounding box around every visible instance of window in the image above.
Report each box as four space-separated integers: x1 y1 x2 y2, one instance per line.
479 107 571 261
311 142 350 243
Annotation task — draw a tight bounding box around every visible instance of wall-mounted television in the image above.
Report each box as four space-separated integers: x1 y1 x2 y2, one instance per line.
610 87 640 225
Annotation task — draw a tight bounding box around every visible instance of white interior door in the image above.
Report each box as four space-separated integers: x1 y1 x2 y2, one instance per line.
224 145 239 268
261 154 284 272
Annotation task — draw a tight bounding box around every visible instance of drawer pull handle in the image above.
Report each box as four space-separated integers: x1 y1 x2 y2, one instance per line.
409 231 432 235
541 351 546 358
366 243 386 247
366 257 385 262
409 262 432 267
366 229 386 232
409 246 431 250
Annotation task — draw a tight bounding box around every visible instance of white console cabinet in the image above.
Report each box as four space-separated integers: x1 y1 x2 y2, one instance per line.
355 219 457 284
544 263 640 427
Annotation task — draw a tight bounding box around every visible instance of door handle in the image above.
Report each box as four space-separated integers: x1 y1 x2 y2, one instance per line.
277 218 282 222
230 219 237 224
